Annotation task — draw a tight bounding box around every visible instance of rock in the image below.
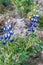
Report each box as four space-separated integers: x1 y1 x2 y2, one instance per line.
37 30 43 38
38 63 43 65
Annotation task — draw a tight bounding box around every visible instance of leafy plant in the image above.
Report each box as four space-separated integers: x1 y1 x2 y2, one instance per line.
0 0 11 13
0 34 42 65
10 0 34 17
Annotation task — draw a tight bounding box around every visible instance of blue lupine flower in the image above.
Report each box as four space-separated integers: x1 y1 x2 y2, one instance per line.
6 26 10 31
31 18 35 22
33 15 40 18
3 41 6 45
28 27 31 31
35 15 40 18
2 28 6 32
9 31 13 35
33 24 37 27
9 25 12 30
7 33 11 39
31 18 34 22
28 14 40 38
4 34 8 40
34 19 38 23
31 18 38 23
10 39 14 42
6 25 12 31
31 28 35 32
28 29 31 31
28 27 35 32
0 36 3 40
29 23 33 27
33 19 38 23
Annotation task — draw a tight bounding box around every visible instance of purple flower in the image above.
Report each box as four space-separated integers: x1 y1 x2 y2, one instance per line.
0 36 3 40
4 34 8 40
33 15 40 18
7 33 11 39
28 27 35 32
10 39 14 42
6 26 10 31
3 41 6 45
31 18 38 23
9 25 12 30
33 24 37 27
2 28 6 32
29 23 33 27
9 31 13 35
31 28 35 32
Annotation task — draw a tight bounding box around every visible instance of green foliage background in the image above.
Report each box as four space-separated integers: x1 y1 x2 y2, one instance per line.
0 34 43 65
10 0 34 16
39 15 43 28
0 0 9 3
